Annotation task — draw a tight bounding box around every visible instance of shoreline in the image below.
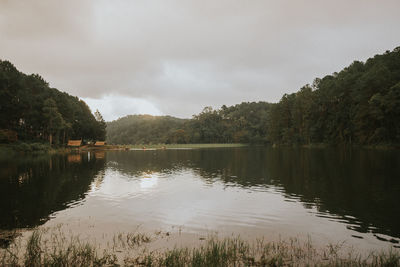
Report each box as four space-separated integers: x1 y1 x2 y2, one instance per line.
2 142 398 157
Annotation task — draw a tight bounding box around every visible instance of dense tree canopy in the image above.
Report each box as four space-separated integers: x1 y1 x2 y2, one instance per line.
106 115 188 144
184 102 273 144
0 60 106 145
106 102 273 144
268 47 400 145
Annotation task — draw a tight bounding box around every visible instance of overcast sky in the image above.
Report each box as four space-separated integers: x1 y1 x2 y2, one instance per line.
1 0 399 121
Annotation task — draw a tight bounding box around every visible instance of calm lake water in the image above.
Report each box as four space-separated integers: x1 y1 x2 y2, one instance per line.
1 147 400 251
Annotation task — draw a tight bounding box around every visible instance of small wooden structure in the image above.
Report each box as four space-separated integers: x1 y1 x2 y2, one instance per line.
95 141 106 146
0 129 18 143
67 140 82 147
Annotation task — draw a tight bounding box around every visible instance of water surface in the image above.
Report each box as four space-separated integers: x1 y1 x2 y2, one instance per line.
1 147 399 251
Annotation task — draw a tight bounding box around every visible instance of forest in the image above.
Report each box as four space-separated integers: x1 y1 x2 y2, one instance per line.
1 47 399 147
0 60 106 146
268 47 400 145
106 102 273 145
107 47 400 146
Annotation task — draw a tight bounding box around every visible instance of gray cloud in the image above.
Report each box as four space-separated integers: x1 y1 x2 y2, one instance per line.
1 0 400 120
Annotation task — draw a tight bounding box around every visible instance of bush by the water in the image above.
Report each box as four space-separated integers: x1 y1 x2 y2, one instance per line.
0 142 52 154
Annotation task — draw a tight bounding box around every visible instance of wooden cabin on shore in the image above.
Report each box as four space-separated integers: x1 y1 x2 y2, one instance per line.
67 140 82 147
94 141 106 146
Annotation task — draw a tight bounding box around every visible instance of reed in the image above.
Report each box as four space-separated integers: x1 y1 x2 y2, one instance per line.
1 229 399 266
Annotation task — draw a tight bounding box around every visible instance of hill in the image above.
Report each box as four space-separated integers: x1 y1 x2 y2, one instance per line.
106 115 188 144
106 102 273 145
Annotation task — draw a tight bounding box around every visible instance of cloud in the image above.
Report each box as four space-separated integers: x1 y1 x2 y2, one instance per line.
1 0 400 120
82 95 162 121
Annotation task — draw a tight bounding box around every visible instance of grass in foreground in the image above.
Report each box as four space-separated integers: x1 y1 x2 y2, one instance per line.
1 229 400 266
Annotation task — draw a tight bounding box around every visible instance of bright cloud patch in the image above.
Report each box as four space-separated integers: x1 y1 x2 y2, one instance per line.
82 95 162 121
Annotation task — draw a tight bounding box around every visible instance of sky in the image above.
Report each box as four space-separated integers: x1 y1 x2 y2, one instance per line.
1 0 400 121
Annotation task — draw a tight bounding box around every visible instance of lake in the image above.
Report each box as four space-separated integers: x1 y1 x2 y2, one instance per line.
1 147 399 252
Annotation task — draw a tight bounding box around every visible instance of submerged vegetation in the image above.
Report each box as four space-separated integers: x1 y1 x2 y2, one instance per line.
107 47 400 147
1 229 399 266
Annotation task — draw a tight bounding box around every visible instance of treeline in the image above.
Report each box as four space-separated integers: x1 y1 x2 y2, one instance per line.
0 60 106 145
107 47 400 146
187 102 272 143
269 47 400 145
106 102 273 144
106 115 187 144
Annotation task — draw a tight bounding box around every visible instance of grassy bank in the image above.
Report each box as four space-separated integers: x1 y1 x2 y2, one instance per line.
129 143 248 149
129 143 400 150
1 229 399 266
0 143 245 156
270 143 400 150
0 143 125 156
0 142 68 156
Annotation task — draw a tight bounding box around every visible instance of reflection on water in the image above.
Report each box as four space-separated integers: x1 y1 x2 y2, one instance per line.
1 147 399 249
67 154 82 163
0 153 106 230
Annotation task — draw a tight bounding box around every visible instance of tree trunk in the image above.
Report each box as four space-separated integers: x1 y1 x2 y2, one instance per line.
49 133 52 146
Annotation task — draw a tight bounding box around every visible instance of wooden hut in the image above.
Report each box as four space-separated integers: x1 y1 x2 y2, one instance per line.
94 141 106 146
67 140 82 147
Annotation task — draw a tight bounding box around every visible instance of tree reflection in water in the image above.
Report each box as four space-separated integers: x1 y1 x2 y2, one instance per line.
1 147 399 247
107 147 400 240
0 152 106 231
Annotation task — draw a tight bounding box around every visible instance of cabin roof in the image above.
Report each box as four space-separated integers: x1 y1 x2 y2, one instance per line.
67 140 82 146
95 141 106 146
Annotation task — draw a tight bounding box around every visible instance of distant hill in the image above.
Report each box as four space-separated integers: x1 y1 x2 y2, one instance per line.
106 115 188 144
106 102 273 145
